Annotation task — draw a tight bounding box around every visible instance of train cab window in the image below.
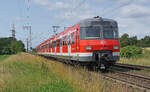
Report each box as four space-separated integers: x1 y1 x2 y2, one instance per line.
72 32 75 44
103 29 119 39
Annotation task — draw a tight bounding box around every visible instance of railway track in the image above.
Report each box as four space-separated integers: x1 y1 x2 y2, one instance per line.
103 69 150 91
115 63 150 71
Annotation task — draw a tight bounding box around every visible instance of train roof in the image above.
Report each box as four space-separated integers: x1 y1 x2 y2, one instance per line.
78 16 116 27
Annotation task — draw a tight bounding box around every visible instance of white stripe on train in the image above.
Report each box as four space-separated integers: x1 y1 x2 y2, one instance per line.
38 52 120 57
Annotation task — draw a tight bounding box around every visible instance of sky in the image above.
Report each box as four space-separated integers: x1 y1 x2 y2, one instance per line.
0 0 150 48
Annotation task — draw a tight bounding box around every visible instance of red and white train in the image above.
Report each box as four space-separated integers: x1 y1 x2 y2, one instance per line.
37 16 120 69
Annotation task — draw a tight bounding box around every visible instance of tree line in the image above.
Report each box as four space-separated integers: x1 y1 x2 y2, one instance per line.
0 34 149 55
120 33 150 48
0 37 25 55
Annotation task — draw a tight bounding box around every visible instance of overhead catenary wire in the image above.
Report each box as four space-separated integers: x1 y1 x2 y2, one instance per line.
101 0 136 18
56 0 87 26
49 0 87 37
35 0 136 47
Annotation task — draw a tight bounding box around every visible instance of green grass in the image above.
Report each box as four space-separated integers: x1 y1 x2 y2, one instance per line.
0 53 134 92
0 55 10 62
0 57 74 92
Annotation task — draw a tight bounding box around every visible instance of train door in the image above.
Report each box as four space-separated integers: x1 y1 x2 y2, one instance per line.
50 40 52 54
71 31 76 53
49 41 50 53
71 28 79 53
54 39 56 55
76 28 79 52
68 32 71 56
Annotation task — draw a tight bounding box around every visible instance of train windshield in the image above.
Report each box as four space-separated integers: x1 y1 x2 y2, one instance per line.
80 26 119 40
103 28 119 39
80 27 101 40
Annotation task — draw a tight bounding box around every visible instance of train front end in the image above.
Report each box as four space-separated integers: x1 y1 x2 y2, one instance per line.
79 16 120 69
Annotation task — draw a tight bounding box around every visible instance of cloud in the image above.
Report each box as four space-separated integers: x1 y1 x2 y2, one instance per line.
120 4 150 18
32 0 91 11
116 15 150 38
32 0 150 39
54 9 94 23
32 0 49 6
32 0 73 11
92 0 148 3
48 1 72 11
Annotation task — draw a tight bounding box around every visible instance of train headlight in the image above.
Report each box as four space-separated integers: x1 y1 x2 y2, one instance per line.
85 46 92 51
114 46 119 50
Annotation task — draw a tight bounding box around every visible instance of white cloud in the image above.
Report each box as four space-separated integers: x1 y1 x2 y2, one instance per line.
116 16 150 38
54 9 94 22
33 0 73 11
92 0 148 3
32 0 91 11
120 5 150 18
32 0 49 6
92 0 131 4
32 0 150 38
48 1 72 11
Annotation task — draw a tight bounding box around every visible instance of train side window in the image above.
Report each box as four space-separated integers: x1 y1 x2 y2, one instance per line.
63 36 67 46
54 41 56 47
46 44 48 49
58 40 59 47
72 32 75 44
68 35 71 45
50 42 51 48
52 41 55 48
57 40 60 47
65 36 68 45
63 37 65 46
77 28 79 40
56 40 58 47
44 45 45 49
60 39 62 46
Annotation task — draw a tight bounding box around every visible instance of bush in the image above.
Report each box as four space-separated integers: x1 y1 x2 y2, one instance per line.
120 46 142 58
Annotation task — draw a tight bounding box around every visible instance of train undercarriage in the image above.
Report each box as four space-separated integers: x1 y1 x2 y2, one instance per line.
39 50 118 71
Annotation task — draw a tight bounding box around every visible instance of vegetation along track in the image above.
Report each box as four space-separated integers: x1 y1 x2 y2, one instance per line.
115 63 150 71
39 55 150 91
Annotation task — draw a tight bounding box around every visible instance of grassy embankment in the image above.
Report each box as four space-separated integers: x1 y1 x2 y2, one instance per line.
0 55 10 62
119 48 150 66
0 53 134 92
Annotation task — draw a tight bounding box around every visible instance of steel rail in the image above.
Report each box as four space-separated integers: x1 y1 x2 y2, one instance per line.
115 63 150 71
102 69 150 91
